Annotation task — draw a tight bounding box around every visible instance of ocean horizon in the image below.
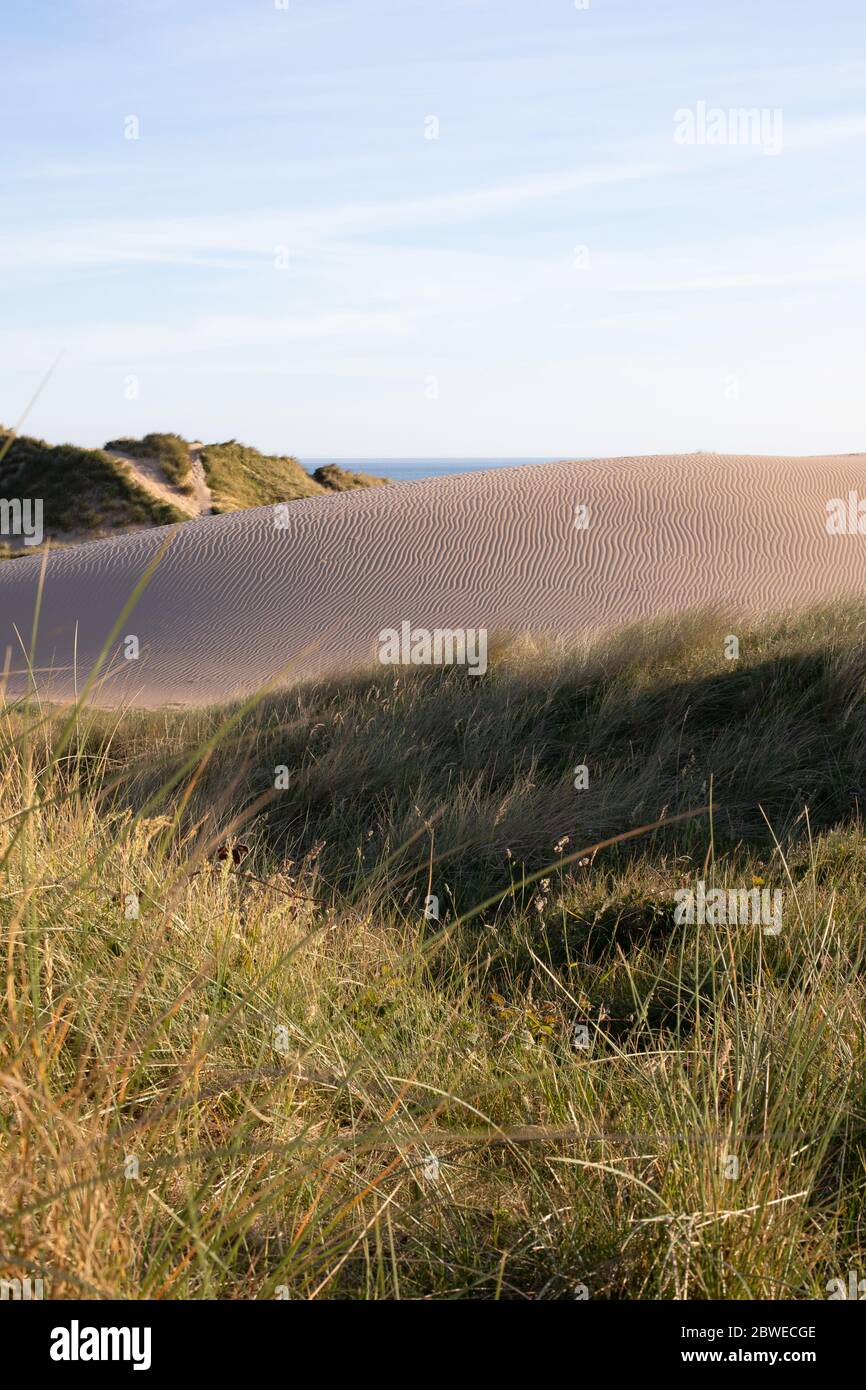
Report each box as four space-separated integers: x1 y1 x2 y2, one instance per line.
300 457 559 483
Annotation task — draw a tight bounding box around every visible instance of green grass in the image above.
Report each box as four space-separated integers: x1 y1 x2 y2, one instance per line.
200 439 323 511
1 429 388 555
1 604 865 1299
104 433 193 491
312 463 390 492
0 428 185 543
201 441 388 512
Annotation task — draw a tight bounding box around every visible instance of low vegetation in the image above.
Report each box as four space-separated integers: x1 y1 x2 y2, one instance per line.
104 433 193 492
1 604 864 1298
201 442 388 513
311 463 390 493
0 428 184 552
199 439 324 512
1 430 388 557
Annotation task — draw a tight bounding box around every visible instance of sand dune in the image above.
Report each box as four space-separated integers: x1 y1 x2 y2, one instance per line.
104 443 214 519
1 452 865 707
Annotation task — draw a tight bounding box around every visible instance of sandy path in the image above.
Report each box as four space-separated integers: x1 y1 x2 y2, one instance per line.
105 445 213 519
186 443 213 515
1 452 866 707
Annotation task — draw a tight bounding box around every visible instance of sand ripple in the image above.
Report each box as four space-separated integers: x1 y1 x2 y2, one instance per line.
1 453 865 705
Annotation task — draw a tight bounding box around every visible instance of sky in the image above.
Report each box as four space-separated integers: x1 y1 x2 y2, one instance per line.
2 0 865 458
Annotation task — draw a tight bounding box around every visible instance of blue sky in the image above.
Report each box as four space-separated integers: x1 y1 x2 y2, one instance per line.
2 0 865 456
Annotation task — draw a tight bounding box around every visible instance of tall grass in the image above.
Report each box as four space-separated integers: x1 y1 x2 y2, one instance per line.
1 606 865 1298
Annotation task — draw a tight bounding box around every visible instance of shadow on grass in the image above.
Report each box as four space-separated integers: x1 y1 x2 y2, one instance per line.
34 614 866 917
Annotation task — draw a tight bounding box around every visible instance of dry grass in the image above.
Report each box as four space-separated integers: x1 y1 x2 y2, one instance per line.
200 441 387 513
1 605 865 1299
0 429 184 546
104 433 193 492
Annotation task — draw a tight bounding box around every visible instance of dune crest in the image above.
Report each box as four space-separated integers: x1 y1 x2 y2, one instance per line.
1 452 865 707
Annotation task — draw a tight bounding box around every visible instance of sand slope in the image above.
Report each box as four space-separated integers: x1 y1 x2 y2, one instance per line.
1 452 865 706
104 443 214 519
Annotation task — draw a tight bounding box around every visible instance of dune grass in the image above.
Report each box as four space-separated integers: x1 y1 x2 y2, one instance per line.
104 433 193 492
0 428 388 558
0 429 184 547
198 442 386 513
200 441 388 513
199 439 323 512
311 463 390 492
1 605 865 1299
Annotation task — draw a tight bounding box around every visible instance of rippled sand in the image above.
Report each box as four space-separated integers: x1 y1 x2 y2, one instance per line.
1 453 865 706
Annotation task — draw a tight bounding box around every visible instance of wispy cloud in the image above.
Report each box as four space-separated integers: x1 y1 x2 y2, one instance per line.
0 160 678 274
3 0 865 454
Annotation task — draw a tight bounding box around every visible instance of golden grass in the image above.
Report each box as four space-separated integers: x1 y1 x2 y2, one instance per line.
1 606 865 1298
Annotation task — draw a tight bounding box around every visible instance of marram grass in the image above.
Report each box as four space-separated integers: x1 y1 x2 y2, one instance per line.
1 604 865 1299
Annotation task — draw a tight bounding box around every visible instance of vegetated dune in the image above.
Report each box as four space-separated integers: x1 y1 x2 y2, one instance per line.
1 451 865 707
0 429 389 556
0 428 186 556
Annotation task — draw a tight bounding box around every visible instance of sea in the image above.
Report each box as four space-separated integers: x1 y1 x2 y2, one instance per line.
300 458 557 483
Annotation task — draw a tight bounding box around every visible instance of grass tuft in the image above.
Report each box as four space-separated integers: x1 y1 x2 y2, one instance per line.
1 602 865 1298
